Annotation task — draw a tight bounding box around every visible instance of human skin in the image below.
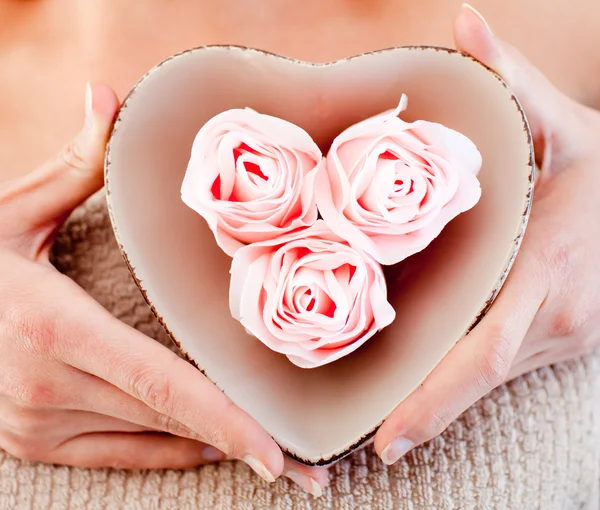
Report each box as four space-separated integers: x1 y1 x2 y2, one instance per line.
0 0 599 497
375 5 600 465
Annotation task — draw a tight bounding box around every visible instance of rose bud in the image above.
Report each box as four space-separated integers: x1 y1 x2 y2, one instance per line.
229 221 396 369
316 94 482 265
182 108 322 256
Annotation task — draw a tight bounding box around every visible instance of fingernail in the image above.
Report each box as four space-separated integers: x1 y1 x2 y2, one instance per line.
85 82 94 128
285 471 323 498
243 455 276 483
380 437 414 465
202 446 227 462
462 3 494 36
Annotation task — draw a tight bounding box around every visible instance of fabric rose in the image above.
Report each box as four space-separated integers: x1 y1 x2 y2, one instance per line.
229 221 396 369
181 108 322 256
316 94 482 265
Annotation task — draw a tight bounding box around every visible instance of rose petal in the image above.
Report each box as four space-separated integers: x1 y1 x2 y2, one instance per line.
229 221 395 368
182 108 321 256
318 95 482 265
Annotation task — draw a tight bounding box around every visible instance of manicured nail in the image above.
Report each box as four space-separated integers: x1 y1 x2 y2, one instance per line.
461 3 493 36
202 446 227 462
380 437 414 465
85 82 94 128
243 455 276 483
285 471 323 498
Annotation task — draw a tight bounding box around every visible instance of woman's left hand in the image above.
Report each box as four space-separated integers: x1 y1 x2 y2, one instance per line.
375 4 600 465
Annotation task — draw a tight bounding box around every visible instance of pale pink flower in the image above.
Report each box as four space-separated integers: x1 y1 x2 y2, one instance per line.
316 95 482 265
229 221 396 369
182 108 321 256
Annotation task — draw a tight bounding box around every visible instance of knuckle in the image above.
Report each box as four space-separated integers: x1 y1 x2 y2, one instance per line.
204 421 234 453
59 140 88 173
539 241 573 285
8 378 57 408
157 398 235 453
548 309 588 339
128 365 174 414
207 400 242 454
424 407 453 439
12 310 60 358
546 243 572 274
479 325 512 390
154 413 195 439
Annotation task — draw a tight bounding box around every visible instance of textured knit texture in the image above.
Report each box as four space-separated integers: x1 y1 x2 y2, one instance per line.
1 192 599 510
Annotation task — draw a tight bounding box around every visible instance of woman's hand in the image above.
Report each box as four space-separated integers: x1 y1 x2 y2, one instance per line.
0 84 327 496
375 4 600 465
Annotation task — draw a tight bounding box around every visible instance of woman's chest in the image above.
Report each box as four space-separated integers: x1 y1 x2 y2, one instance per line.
1 0 599 178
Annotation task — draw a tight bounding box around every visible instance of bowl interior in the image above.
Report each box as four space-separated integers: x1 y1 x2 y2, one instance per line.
106 46 533 465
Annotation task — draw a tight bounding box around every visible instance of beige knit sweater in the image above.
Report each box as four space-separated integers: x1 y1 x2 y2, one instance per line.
0 193 598 510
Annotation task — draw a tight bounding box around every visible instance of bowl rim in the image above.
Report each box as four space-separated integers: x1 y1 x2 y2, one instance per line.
104 44 535 466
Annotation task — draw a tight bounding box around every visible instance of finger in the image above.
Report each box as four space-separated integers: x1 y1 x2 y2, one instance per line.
59 295 284 482
0 83 119 239
374 250 548 465
0 396 149 438
49 411 149 434
282 456 329 498
508 337 583 381
43 432 227 470
0 392 229 466
454 4 592 172
60 369 225 440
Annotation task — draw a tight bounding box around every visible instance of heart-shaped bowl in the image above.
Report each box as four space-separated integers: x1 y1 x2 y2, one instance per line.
105 45 533 466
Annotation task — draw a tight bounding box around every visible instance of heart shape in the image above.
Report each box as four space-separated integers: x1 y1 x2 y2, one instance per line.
105 45 533 466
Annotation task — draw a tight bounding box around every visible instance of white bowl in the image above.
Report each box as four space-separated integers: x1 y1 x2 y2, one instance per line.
105 45 534 466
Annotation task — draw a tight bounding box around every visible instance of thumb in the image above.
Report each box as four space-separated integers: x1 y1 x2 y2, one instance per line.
0 83 119 240
454 4 590 173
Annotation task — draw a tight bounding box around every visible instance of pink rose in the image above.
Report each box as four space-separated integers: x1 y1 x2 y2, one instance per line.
316 95 482 265
181 108 321 256
229 221 396 369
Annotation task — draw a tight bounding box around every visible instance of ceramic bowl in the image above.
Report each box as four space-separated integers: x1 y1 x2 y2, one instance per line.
105 45 534 466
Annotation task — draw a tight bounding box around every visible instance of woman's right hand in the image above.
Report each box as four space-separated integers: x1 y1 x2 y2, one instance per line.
0 84 327 496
